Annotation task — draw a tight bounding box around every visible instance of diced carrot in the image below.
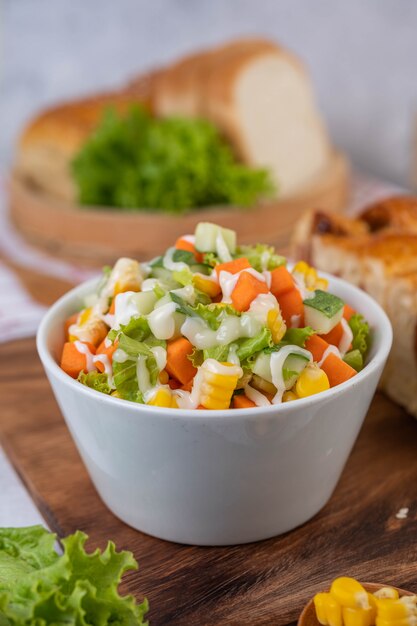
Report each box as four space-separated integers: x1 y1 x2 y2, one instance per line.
64 313 79 340
321 352 357 387
215 257 251 276
276 288 304 326
270 266 295 298
197 405 206 409
320 322 343 347
232 395 256 409
343 304 356 321
231 271 269 312
109 298 116 315
60 341 96 379
166 337 198 385
168 378 181 390
305 335 329 362
95 339 118 373
181 379 193 392
175 237 203 263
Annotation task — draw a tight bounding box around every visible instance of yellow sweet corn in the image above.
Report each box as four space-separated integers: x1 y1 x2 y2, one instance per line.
267 308 286 343
111 258 143 295
374 588 400 601
295 365 330 398
199 361 242 410
342 606 376 626
69 307 108 346
330 578 370 610
375 597 417 621
147 387 178 408
293 260 329 291
314 593 330 624
282 390 298 402
325 595 344 626
192 274 221 298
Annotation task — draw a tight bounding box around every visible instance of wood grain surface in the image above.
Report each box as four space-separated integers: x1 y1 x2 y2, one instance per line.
1 270 417 625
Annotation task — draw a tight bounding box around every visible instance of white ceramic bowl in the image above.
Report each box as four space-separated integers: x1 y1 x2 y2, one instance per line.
37 274 392 546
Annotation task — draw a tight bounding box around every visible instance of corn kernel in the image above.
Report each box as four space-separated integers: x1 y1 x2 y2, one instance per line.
147 388 173 408
293 261 328 291
267 308 286 343
295 365 330 398
79 307 92 325
111 258 142 295
314 592 329 625
192 274 221 298
198 361 241 410
376 597 417 620
330 578 370 610
69 307 108 347
342 606 376 626
374 588 400 601
325 595 343 626
282 390 298 402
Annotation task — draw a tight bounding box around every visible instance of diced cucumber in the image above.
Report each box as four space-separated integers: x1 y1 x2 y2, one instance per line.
303 290 344 334
195 222 236 254
150 266 181 289
131 291 157 315
252 352 273 382
283 353 309 390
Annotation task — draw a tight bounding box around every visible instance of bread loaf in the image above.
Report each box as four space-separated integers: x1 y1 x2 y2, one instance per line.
15 38 332 203
291 195 417 416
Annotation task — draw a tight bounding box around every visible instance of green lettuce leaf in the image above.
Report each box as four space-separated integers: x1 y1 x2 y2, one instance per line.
279 327 315 348
112 360 144 403
0 526 148 625
172 268 194 286
170 293 240 330
343 348 364 372
236 327 273 362
78 371 112 394
349 313 371 357
235 244 286 272
203 344 231 363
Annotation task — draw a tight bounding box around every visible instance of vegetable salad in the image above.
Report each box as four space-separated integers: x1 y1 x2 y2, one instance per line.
60 223 370 409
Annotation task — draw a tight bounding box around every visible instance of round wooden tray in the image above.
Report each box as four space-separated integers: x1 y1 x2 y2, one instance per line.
9 151 349 267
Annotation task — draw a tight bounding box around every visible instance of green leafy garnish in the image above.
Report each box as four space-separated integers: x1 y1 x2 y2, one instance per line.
235 244 286 272
72 106 274 213
343 349 364 372
0 525 148 625
203 344 231 362
202 252 219 267
279 327 315 348
78 371 112 394
349 313 371 358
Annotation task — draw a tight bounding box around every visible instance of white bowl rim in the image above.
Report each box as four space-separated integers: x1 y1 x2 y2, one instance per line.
36 271 392 420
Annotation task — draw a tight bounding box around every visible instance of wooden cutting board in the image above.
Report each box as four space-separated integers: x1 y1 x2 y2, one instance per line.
1 272 417 625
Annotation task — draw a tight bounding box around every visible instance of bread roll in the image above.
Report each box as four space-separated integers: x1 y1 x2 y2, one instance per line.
291 195 417 417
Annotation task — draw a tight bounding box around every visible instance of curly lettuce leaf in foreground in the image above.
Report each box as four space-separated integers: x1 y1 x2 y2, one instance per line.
78 371 112 394
0 526 148 626
349 313 371 358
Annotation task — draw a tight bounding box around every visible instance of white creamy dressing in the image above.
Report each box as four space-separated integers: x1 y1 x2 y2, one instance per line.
93 354 113 382
163 247 189 272
244 385 271 406
113 291 140 329
112 348 130 363
249 293 278 325
94 257 144 316
137 355 152 395
150 346 167 372
194 271 219 285
171 284 196 305
227 344 240 366
74 341 96 372
215 232 232 262
260 251 271 271
318 345 341 367
338 318 353 356
292 273 310 301
202 358 243 377
141 278 161 292
148 302 177 340
270 346 312 404
219 267 267 303
180 234 196 244
104 337 112 348
290 314 301 328
181 313 260 350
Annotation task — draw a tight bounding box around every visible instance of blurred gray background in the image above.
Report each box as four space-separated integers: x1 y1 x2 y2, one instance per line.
2 0 417 186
